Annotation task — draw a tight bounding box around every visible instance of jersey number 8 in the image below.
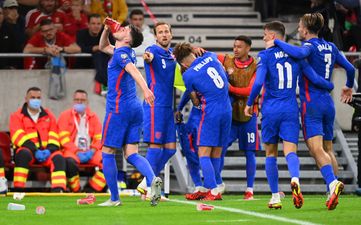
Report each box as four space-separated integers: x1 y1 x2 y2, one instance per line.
207 67 224 89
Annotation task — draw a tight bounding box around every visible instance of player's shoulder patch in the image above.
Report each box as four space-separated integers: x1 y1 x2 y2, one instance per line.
303 42 312 46
121 53 128 59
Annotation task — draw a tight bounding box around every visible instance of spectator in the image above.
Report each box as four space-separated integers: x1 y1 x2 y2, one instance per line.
83 0 128 24
66 0 88 42
17 0 38 19
310 0 334 42
59 0 71 14
9 87 67 193
335 2 361 51
76 13 113 95
25 0 70 37
129 9 155 68
58 90 105 192
0 0 26 69
23 18 81 69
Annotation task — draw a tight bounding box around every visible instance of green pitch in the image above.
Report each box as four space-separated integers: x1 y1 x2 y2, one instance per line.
1 194 360 225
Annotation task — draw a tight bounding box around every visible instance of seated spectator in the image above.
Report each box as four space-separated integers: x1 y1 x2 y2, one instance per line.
25 0 70 37
0 1 26 69
129 9 156 68
65 0 88 41
58 90 105 192
23 18 81 69
83 0 127 24
9 87 67 193
76 14 113 95
335 2 361 51
17 0 39 19
59 0 71 14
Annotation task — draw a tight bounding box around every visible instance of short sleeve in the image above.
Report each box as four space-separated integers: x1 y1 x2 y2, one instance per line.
115 49 133 69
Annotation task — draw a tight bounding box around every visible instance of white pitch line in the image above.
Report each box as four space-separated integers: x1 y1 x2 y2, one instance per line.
206 219 249 223
169 199 322 225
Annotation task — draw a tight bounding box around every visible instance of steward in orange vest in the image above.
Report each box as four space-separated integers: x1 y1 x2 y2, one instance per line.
9 87 66 192
58 90 105 192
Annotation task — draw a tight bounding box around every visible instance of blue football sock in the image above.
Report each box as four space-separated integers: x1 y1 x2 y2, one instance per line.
320 164 336 187
102 152 119 201
199 156 217 189
219 146 228 172
117 170 126 182
127 153 155 187
155 148 176 176
285 152 300 179
265 157 279 193
145 147 162 174
187 161 202 187
211 157 222 185
245 151 256 188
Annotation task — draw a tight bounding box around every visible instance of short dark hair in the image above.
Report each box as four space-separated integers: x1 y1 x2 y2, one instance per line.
74 89 88 96
263 21 285 37
130 24 144 48
300 13 324 35
153 22 171 35
234 35 252 46
130 9 144 18
27 87 41 94
173 42 193 64
88 13 101 22
40 18 53 27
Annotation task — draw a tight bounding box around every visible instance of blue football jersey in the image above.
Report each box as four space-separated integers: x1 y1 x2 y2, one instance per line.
106 47 138 113
299 38 352 100
144 44 177 107
275 38 355 101
182 52 231 115
249 47 300 113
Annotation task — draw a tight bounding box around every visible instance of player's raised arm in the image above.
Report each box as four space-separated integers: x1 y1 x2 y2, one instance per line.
245 53 267 116
299 59 334 91
274 39 311 59
229 75 256 97
99 25 115 55
125 63 155 106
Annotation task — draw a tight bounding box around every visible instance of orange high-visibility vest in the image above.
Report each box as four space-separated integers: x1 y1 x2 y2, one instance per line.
9 104 60 151
58 108 102 154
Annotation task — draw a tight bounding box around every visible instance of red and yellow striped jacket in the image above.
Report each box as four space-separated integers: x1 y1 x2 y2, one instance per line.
57 108 102 154
9 104 60 153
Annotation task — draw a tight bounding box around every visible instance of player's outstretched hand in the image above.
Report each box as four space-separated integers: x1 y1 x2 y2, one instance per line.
143 51 154 63
244 105 253 117
144 88 155 106
341 86 353 103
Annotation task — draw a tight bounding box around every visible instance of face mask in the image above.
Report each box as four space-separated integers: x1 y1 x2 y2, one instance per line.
29 99 41 110
73 103 86 113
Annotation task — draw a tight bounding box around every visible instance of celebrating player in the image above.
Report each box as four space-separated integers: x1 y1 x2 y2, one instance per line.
141 22 177 188
173 42 232 200
218 35 261 199
272 13 356 210
245 21 334 209
98 23 162 207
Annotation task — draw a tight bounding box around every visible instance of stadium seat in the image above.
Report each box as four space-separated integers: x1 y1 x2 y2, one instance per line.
0 131 12 167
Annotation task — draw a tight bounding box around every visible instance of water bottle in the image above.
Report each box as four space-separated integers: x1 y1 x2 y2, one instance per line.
7 203 26 210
